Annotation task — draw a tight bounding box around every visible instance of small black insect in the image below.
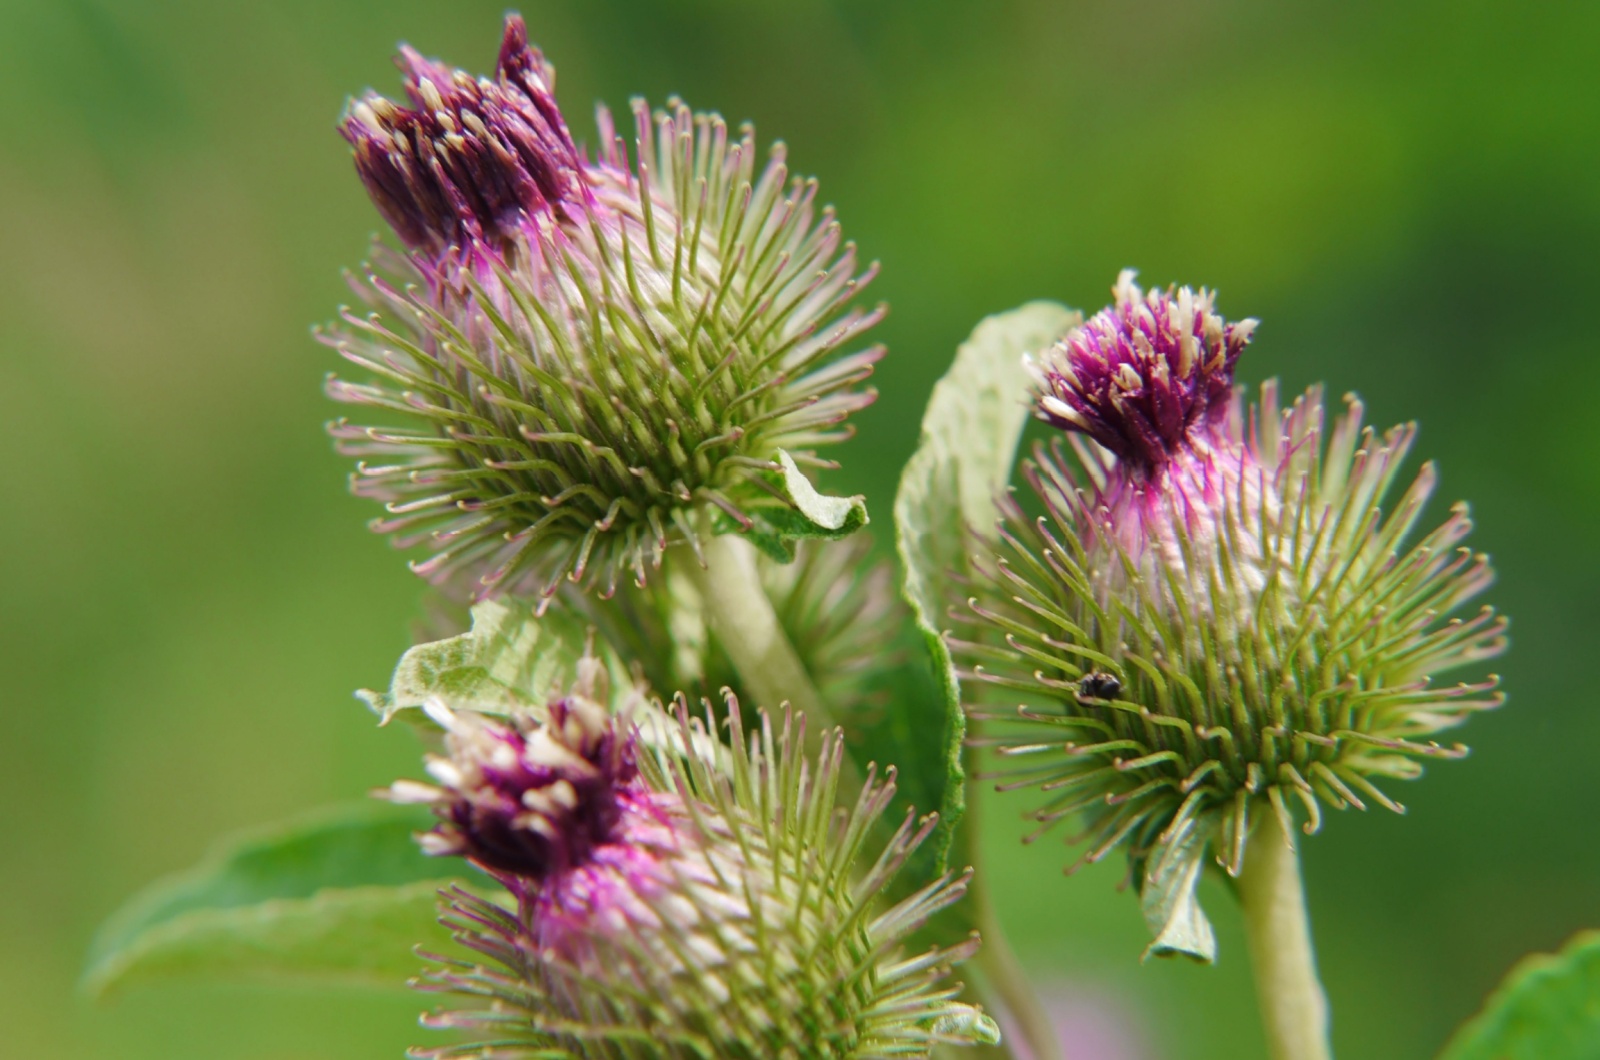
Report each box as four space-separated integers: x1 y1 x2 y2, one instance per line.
1075 671 1122 703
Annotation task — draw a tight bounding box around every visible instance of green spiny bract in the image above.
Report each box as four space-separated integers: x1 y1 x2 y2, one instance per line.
410 697 997 1059
322 16 882 603
954 273 1506 956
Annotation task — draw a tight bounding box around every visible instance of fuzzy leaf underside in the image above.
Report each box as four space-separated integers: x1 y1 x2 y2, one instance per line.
83 803 463 998
893 301 1082 878
1441 931 1600 1060
715 448 869 563
359 596 622 726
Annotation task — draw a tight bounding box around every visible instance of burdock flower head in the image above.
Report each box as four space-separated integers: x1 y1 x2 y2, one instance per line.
957 271 1507 958
321 15 883 601
387 674 997 1058
383 657 639 881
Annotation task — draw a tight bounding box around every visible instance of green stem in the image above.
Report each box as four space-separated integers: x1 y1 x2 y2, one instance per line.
685 531 832 729
1238 814 1333 1060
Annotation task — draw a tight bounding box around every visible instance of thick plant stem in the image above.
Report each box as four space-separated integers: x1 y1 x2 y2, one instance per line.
1238 815 1333 1060
686 532 831 728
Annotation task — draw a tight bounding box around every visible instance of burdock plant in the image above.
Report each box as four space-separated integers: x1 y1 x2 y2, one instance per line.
380 654 995 1058
321 14 880 726
319 16 999 1058
954 272 1506 1059
89 16 1573 1060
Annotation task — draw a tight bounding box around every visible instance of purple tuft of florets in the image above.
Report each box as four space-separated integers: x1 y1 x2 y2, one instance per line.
384 689 640 881
1027 269 1258 480
339 14 583 259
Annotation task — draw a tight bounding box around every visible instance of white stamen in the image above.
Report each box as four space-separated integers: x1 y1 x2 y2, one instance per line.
1114 268 1141 306
1041 395 1089 428
418 833 462 856
522 779 579 815
417 77 444 112
422 698 457 730
425 757 465 788
524 729 602 777
385 779 444 804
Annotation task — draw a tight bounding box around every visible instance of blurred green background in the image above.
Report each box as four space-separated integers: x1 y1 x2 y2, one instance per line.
3 0 1596 1057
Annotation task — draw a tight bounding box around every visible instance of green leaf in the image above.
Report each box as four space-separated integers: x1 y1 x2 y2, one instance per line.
716 448 870 563
358 596 616 726
1139 821 1217 963
87 880 454 999
892 301 1081 877
83 803 464 998
1441 931 1600 1060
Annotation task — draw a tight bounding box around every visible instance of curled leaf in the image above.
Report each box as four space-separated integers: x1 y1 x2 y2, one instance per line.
1140 820 1218 963
716 448 870 562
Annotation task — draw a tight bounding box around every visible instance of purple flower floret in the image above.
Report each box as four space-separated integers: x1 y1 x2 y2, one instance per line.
339 15 583 259
384 689 644 881
1027 269 1257 480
